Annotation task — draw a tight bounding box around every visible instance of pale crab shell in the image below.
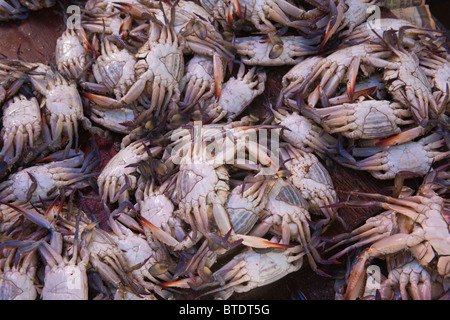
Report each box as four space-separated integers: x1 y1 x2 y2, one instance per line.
205 64 266 123
225 184 265 235
206 246 304 299
0 269 37 300
280 55 325 99
383 51 437 124
355 134 450 180
92 41 137 99
139 38 184 89
112 223 173 284
179 55 215 106
89 106 136 134
379 259 432 300
55 28 89 79
274 111 336 153
284 150 336 213
0 94 42 163
98 141 156 203
265 183 311 239
41 263 88 300
337 0 378 36
315 100 413 140
139 193 175 230
234 35 320 66
0 161 86 203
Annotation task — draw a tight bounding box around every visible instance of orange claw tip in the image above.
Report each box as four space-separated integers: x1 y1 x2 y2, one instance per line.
214 77 222 99
82 91 95 99
136 215 158 230
262 240 293 249
375 132 412 146
160 279 188 288
234 0 242 20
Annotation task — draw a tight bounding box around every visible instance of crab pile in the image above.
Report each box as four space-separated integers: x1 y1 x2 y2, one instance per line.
0 0 449 300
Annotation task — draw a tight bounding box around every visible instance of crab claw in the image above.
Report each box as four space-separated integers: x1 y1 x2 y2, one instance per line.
237 234 293 249
82 91 123 109
160 277 203 289
112 2 153 21
375 126 426 146
213 53 224 100
137 215 183 249
317 0 344 52
346 56 361 101
343 253 369 300
0 201 54 231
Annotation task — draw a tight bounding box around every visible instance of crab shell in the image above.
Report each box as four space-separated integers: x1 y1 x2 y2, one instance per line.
0 269 37 300
55 28 89 80
98 141 158 204
41 262 88 300
0 152 91 204
205 65 266 123
0 94 42 164
234 35 319 66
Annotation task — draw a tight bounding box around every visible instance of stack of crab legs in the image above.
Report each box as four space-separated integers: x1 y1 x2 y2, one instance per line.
0 0 448 300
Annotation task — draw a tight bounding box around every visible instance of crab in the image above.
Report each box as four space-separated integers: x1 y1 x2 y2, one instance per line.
333 169 450 299
62 215 143 294
0 94 42 167
134 178 201 252
342 133 450 180
343 18 440 47
162 246 305 300
225 178 271 235
88 105 138 135
278 55 325 105
323 210 398 260
55 26 92 80
249 175 333 276
27 63 109 155
0 246 38 300
81 0 149 44
97 140 162 204
281 144 343 229
338 0 379 34
271 106 338 154
90 19 184 121
0 202 36 234
168 121 282 248
305 99 415 140
233 35 319 66
133 0 235 61
0 148 99 204
0 58 37 105
418 50 450 109
179 55 217 109
380 258 433 300
105 206 176 299
0 0 54 21
212 0 322 33
301 42 395 107
82 36 150 109
38 239 89 300
8 203 91 300
204 63 266 123
381 42 441 127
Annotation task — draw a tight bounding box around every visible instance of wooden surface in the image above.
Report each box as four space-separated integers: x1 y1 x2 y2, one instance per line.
0 2 446 300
